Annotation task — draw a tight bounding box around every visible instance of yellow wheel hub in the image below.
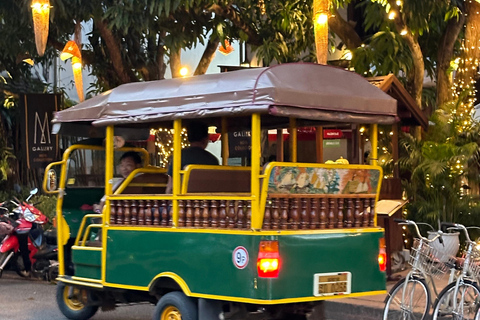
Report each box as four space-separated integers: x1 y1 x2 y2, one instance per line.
63 286 87 311
161 306 182 320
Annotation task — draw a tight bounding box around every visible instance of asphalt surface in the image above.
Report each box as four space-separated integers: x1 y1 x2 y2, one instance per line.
0 271 155 320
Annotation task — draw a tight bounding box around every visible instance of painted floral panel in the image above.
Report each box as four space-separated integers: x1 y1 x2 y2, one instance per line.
268 166 381 195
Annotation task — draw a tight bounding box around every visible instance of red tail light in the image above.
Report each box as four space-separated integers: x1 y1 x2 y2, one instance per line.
257 240 281 278
378 237 387 272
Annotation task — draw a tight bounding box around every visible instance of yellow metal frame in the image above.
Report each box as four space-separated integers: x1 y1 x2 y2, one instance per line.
259 161 384 228
113 166 167 194
54 112 385 299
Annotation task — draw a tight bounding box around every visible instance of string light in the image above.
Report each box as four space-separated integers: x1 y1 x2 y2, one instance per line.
150 128 189 167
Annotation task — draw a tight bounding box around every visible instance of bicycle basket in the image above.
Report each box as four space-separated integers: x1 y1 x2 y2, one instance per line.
409 238 451 278
463 246 480 279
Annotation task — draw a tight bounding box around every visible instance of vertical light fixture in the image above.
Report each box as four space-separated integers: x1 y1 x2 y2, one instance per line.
314 0 329 65
31 0 51 57
61 40 84 102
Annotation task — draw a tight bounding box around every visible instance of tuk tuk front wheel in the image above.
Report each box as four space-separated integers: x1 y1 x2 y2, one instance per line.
153 291 198 320
56 282 98 320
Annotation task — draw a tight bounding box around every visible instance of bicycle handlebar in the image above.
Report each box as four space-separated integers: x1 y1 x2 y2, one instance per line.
441 222 472 243
395 219 444 244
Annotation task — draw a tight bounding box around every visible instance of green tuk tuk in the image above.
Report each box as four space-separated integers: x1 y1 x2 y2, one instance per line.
44 63 396 320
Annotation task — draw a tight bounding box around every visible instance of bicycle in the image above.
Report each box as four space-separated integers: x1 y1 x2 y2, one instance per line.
383 219 457 320
431 223 480 320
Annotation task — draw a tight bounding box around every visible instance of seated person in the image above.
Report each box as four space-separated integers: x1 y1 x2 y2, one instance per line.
166 121 219 193
93 151 142 213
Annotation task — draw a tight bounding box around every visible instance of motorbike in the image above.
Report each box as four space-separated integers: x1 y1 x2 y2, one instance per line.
0 188 58 280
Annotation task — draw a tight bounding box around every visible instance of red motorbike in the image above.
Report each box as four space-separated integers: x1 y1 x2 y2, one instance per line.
0 188 58 279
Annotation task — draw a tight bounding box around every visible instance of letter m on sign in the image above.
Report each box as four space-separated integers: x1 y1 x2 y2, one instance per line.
34 112 51 144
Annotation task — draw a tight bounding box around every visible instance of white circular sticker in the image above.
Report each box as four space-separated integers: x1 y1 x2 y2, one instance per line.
232 246 249 269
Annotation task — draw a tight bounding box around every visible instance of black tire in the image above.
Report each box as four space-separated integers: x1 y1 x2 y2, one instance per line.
56 282 98 320
153 291 198 320
14 253 27 277
383 276 430 320
431 279 480 320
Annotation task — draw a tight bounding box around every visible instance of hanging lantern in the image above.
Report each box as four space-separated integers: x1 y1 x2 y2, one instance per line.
218 40 234 56
31 0 51 57
60 40 81 61
314 0 329 65
61 41 84 102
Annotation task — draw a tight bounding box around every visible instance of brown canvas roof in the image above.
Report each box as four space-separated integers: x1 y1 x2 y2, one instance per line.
53 63 397 130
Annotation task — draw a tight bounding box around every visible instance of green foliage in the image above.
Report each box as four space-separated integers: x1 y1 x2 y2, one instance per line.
399 100 480 226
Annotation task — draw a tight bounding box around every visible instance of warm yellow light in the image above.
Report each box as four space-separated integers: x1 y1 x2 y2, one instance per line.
388 11 396 20
359 127 365 133
72 56 84 102
400 29 407 36
396 0 402 5
343 50 353 60
316 13 328 25
31 0 51 57
179 67 188 77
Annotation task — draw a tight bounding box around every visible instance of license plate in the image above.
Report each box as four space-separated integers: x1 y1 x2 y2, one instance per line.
313 272 351 296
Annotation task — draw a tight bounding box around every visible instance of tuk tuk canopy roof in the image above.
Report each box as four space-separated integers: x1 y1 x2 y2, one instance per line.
53 63 397 129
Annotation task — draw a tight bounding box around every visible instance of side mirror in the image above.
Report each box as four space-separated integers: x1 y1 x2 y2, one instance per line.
46 169 58 192
30 188 39 195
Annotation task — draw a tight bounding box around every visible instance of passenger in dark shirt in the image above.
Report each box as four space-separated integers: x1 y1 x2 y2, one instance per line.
166 121 219 193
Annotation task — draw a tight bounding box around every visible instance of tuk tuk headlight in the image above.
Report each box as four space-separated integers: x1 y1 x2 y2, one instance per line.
23 208 36 222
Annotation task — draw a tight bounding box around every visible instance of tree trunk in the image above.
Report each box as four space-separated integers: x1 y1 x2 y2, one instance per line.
157 31 167 80
436 15 465 107
94 19 138 84
170 48 181 78
328 8 362 50
194 37 220 76
456 1 480 90
388 0 423 108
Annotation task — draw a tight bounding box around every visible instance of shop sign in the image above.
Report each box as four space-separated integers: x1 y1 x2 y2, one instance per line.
324 140 341 148
20 94 61 169
323 129 343 139
229 131 251 158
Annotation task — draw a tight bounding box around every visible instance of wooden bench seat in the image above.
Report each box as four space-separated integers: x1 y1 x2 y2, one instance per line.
182 165 251 193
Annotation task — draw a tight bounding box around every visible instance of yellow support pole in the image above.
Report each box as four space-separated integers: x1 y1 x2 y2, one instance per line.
251 113 261 229
102 125 114 282
221 117 229 165
289 118 297 162
370 124 378 166
172 119 182 227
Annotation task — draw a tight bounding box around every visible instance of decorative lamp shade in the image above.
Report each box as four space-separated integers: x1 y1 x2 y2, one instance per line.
314 0 329 65
72 56 84 102
31 0 50 57
218 40 234 55
60 40 81 61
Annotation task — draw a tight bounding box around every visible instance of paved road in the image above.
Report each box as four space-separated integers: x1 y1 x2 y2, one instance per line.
0 271 155 320
0 269 386 320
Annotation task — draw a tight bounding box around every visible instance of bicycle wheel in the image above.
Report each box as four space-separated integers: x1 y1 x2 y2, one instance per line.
383 276 430 320
432 279 480 320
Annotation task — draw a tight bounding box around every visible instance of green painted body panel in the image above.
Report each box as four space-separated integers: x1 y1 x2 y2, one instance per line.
72 248 101 279
103 229 385 301
62 187 104 237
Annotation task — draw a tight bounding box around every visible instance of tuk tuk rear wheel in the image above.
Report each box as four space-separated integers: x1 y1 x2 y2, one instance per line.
56 282 98 320
153 291 198 320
